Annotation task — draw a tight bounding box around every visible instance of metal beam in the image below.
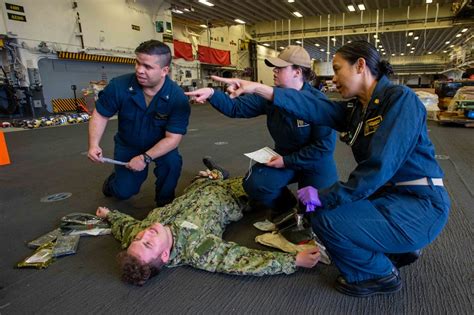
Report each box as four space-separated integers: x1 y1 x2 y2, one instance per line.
256 19 472 42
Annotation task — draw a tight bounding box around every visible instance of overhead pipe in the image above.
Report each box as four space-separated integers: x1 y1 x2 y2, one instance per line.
274 20 277 49
302 17 304 46
327 14 330 63
424 4 429 50
375 10 379 47
342 13 345 45
288 19 291 46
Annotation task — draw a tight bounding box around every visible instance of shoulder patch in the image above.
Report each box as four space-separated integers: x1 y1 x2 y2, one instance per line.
194 237 216 256
364 115 383 136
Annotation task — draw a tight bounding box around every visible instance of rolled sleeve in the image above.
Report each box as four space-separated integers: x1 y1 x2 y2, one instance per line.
166 92 190 135
95 81 119 117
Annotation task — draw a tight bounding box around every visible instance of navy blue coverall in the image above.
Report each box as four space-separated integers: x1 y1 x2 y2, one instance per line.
272 76 450 282
209 82 338 212
95 74 190 205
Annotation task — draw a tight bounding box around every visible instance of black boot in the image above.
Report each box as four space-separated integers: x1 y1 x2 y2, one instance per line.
335 268 402 297
386 250 422 268
202 156 230 179
102 173 115 197
269 187 297 220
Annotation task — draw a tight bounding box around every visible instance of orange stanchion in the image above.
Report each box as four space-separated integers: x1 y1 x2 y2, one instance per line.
0 131 11 166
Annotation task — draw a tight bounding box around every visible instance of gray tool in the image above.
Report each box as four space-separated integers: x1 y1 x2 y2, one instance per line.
101 157 127 166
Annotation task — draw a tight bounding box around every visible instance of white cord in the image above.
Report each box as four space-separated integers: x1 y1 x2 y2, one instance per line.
244 159 253 181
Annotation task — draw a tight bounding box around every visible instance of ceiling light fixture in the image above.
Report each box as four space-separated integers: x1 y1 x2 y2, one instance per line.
445 41 450 44
171 8 183 14
450 44 454 48
358 4 366 11
456 33 462 37
426 0 433 3
293 11 303 18
443 50 447 53
428 52 432 54
295 40 302 44
382 52 386 55
288 0 295 3
407 43 411 46
320 48 325 52
315 43 320 47
408 32 413 36
280 46 285 49
234 18 246 24
414 36 419 40
410 51 414 54
263 43 270 47
400 53 405 56
199 24 208 28
461 28 468 33
391 53 396 56
331 37 336 42
198 0 215 7
347 5 356 12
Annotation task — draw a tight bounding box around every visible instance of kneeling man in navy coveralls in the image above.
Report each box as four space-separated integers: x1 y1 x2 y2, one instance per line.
88 40 190 207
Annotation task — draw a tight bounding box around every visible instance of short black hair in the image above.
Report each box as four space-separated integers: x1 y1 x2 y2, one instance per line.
135 40 171 67
117 251 165 286
336 40 394 79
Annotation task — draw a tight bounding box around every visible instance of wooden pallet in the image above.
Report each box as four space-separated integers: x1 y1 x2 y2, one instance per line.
437 112 474 127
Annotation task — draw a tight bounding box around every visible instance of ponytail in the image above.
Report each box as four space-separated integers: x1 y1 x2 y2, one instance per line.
378 60 394 77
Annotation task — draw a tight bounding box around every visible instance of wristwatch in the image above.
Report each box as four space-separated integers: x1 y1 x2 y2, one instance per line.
142 153 153 164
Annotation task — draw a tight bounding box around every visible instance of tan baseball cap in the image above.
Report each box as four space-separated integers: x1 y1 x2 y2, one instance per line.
265 45 311 68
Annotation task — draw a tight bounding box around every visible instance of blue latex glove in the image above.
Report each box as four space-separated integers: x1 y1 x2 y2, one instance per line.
297 186 322 212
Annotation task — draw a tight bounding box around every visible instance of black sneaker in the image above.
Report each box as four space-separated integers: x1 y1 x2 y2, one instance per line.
202 156 229 179
335 269 402 297
102 173 115 197
386 250 421 268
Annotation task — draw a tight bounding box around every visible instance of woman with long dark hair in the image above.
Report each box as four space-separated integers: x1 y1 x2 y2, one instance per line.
207 40 450 297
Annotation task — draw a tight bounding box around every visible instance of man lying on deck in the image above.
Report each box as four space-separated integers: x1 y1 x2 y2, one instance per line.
96 158 320 285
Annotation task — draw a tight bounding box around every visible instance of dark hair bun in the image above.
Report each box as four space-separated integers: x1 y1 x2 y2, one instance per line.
379 60 394 76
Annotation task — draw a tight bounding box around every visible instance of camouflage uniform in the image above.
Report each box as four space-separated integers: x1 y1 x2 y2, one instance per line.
107 177 297 276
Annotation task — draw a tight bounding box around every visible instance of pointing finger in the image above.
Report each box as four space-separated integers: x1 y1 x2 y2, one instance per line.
211 75 234 84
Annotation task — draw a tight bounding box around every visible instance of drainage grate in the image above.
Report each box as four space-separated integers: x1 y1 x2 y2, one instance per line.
41 192 72 203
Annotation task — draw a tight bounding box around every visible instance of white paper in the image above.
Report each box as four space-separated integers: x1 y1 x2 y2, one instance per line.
101 157 127 166
244 147 280 164
69 228 111 236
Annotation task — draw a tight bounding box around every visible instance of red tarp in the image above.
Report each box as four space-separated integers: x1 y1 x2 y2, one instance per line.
173 40 193 61
198 45 231 66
